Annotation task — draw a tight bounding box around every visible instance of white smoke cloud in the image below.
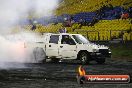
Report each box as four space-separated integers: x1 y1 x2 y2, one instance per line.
0 30 46 69
34 0 59 16
0 0 59 68
0 0 59 34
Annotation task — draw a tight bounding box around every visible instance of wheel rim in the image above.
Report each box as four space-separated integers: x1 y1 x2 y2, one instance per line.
81 53 87 62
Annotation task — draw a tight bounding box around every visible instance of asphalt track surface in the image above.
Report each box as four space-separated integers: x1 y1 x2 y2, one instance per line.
0 59 132 88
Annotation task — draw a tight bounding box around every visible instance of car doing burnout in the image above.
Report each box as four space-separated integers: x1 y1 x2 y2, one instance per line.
25 33 111 64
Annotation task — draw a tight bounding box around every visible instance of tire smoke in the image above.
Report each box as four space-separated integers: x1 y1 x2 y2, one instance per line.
0 0 59 68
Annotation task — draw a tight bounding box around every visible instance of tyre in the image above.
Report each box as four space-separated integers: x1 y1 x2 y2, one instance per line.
51 58 59 63
79 51 89 64
96 58 105 64
33 47 46 63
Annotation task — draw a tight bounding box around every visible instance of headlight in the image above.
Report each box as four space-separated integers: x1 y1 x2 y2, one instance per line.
108 48 111 54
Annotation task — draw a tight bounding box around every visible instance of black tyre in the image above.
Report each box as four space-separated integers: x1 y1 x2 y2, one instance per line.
79 51 89 64
51 58 59 63
33 47 46 63
96 58 105 64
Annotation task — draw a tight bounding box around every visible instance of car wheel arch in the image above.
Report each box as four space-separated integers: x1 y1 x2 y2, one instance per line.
77 50 90 60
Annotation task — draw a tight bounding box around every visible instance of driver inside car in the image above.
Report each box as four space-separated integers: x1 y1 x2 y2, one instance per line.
61 35 75 45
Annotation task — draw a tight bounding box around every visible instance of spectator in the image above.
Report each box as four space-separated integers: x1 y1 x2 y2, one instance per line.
128 7 132 18
63 17 72 27
59 28 63 33
30 20 37 30
79 18 86 26
121 12 129 19
59 27 67 33
63 28 67 33
89 17 98 26
31 24 36 30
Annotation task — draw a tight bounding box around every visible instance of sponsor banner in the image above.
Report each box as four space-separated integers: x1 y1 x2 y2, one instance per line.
83 75 130 83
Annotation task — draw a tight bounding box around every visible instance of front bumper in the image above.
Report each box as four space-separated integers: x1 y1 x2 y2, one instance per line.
90 51 111 58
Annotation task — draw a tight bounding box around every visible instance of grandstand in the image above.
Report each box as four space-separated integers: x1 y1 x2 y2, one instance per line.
15 0 132 41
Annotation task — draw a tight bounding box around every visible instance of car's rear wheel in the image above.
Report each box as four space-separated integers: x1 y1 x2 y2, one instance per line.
33 47 46 63
51 58 59 63
79 51 89 64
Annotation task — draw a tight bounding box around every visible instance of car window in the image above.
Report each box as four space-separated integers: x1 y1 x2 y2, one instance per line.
49 35 59 44
61 35 76 45
72 35 89 44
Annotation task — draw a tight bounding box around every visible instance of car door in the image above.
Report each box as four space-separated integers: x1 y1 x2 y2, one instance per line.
59 35 77 59
46 34 60 57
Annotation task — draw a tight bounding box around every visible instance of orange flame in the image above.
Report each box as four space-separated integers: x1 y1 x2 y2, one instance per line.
78 65 86 76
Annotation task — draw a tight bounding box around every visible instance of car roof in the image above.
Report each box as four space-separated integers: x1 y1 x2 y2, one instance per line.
42 33 80 36
52 33 80 35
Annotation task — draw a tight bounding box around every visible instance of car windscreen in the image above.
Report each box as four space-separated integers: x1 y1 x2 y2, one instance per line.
72 35 89 44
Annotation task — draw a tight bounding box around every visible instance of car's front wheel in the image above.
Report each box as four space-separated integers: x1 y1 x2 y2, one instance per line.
79 51 89 64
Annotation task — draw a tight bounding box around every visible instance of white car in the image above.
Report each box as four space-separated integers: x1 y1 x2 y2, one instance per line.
25 33 111 64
